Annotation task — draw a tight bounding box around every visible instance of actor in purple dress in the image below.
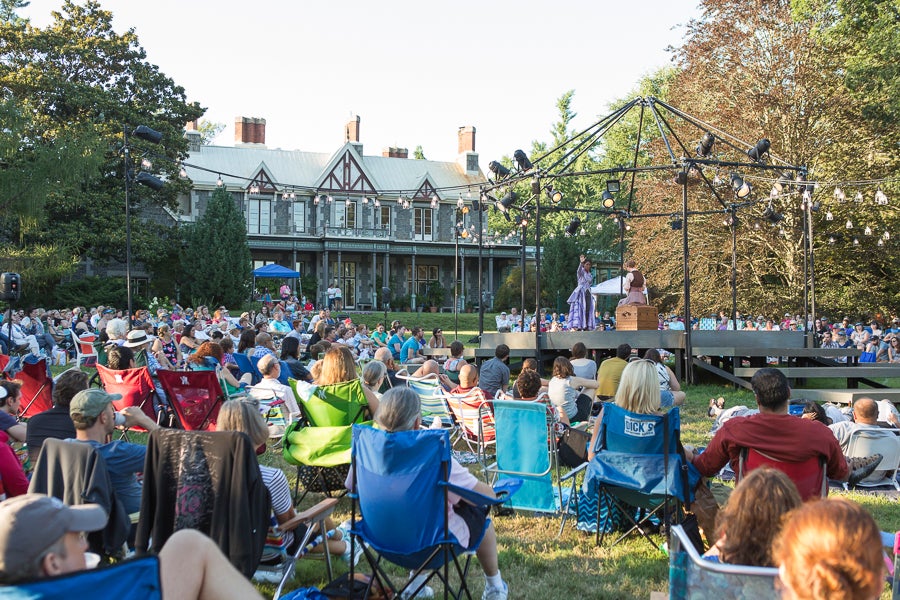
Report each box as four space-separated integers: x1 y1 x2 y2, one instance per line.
566 255 596 331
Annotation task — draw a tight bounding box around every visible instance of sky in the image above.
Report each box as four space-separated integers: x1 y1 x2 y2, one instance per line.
21 0 702 168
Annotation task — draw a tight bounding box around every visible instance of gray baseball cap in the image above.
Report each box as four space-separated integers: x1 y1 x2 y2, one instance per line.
0 494 107 576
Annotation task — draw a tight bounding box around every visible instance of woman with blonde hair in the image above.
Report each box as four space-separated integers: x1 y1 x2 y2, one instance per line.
216 400 358 565
774 498 884 600
704 466 801 566
316 346 379 414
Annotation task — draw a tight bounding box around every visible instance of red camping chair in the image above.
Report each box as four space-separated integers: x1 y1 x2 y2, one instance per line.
738 447 827 502
96 364 162 432
18 358 53 418
156 370 223 431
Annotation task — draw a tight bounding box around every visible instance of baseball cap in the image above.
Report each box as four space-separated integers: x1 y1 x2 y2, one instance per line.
0 494 107 576
70 388 121 418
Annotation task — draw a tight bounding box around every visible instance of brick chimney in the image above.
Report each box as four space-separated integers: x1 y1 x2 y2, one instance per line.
457 125 479 175
185 119 199 131
382 147 408 159
458 126 475 153
345 115 361 143
235 117 266 146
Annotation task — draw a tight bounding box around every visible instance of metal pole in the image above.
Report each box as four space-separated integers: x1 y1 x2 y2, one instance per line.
802 201 810 347
454 227 459 339
123 126 133 330
682 179 693 384
478 199 484 339
520 224 526 333
807 188 817 346
731 206 738 331
534 182 542 363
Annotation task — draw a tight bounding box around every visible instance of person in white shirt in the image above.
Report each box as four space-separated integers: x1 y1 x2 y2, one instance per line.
326 284 336 310
569 342 597 380
248 354 300 422
332 282 343 311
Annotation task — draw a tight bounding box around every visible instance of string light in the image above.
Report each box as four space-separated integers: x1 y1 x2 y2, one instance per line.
864 226 872 236
216 175 223 187
878 239 885 246
374 199 381 208
457 195 464 210
884 231 890 240
430 195 438 208
853 237 859 245
141 158 152 169
825 210 833 221
834 188 845 201
876 189 889 205
854 191 864 203
828 236 835 244
362 196 369 204
327 195 333 203
179 166 187 178
846 219 853 229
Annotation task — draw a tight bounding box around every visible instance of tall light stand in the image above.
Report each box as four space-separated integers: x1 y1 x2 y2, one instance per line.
682 175 694 384
519 219 527 333
729 204 738 331
453 225 460 339
123 126 133 327
477 195 485 339
533 177 543 363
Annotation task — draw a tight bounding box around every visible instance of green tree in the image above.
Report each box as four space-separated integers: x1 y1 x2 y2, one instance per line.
182 187 251 306
413 145 426 160
197 119 225 145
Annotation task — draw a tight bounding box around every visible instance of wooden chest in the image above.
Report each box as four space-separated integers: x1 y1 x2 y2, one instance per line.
615 304 659 331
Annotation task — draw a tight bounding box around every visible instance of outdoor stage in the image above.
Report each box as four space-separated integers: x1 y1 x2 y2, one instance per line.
478 331 900 396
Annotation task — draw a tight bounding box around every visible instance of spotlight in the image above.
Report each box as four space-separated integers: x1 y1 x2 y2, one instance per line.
135 171 164 191
773 171 793 193
496 192 516 216
670 217 683 230
565 217 581 237
696 132 715 157
747 138 770 162
132 125 162 145
601 190 615 209
724 214 739 228
730 173 751 198
545 186 563 203
513 149 533 171
763 206 783 224
673 171 688 185
606 180 621 193
488 161 510 179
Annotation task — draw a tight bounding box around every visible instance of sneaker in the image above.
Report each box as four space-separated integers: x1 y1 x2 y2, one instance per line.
847 453 883 486
482 582 509 600
341 538 365 566
400 584 435 599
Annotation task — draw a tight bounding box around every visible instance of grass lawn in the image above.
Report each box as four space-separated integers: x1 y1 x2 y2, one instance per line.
45 353 900 598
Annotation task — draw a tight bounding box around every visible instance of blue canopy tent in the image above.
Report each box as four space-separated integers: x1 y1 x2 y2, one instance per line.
252 264 301 301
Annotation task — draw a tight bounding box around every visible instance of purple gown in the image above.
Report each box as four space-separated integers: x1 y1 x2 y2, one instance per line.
566 263 596 331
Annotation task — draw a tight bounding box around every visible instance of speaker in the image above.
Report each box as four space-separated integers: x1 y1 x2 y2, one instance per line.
381 287 391 304
0 273 21 302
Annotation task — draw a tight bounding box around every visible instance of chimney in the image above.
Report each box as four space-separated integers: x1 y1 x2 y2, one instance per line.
185 119 199 131
457 125 479 175
253 117 266 145
458 126 476 153
382 147 408 159
235 116 266 147
185 130 202 152
345 115 361 143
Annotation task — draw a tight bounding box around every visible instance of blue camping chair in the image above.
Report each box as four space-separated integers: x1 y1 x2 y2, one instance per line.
347 425 517 600
232 353 262 385
0 555 161 600
484 399 580 537
586 404 696 549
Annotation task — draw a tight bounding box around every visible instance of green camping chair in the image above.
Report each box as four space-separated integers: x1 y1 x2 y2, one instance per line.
283 378 370 502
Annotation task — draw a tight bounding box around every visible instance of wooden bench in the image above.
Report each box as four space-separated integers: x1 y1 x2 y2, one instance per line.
797 388 900 405
421 347 476 359
733 365 900 388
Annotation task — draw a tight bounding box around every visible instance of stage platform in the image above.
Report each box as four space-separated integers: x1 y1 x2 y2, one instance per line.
477 330 900 388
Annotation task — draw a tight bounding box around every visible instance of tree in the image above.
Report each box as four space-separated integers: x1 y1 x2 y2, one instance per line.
0 0 28 24
197 119 225 145
413 145 426 160
0 1 203 298
181 187 251 306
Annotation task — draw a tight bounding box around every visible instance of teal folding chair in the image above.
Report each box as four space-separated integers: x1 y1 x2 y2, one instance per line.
483 399 579 536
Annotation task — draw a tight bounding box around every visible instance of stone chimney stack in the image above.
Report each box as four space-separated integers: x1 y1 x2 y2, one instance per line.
457 125 479 175
345 115 361 143
235 117 266 146
382 147 409 159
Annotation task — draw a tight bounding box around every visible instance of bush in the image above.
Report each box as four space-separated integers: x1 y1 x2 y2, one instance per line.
52 276 128 308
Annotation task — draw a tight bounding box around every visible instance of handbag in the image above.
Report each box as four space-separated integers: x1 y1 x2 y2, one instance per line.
557 425 590 468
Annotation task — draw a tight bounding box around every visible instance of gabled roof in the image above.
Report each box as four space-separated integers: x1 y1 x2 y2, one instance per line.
314 142 380 194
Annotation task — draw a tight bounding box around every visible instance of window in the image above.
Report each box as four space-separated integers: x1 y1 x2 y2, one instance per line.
329 261 356 308
377 206 391 230
292 200 306 234
407 264 438 299
247 197 271 234
334 201 357 230
413 207 433 240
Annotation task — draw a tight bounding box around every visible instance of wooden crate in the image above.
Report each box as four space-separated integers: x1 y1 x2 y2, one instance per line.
616 304 659 331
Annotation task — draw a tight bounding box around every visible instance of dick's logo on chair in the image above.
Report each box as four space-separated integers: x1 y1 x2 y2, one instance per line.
624 416 655 437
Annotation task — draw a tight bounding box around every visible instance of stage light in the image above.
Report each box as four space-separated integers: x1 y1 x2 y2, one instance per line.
673 171 688 185
670 217 683 230
773 171 793 193
488 161 510 179
456 196 465 210
565 217 581 237
763 206 783 224
730 174 751 198
513 149 533 172
747 138 770 162
696 132 715 157
135 171 164 191
132 125 162 145
545 187 563 203
606 180 621 193
601 190 615 209
724 214 739 228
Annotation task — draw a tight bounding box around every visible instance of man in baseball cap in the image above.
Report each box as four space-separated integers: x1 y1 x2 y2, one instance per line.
0 494 262 598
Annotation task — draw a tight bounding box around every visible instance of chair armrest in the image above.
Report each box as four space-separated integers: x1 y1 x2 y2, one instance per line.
279 497 339 533
445 478 523 506
560 462 589 482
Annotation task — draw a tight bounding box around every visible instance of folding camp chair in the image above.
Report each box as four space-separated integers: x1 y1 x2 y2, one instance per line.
156 370 224 431
737 448 826 501
71 330 99 368
843 428 900 490
586 404 695 549
96 364 163 435
135 429 269 578
483 399 580 536
347 426 516 600
268 497 339 600
17 357 53 418
442 387 495 465
668 524 778 600
282 378 369 502
0 555 162 600
397 370 456 436
233 352 262 385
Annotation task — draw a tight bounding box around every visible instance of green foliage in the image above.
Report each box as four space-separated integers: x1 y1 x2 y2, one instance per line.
493 266 537 313
413 145 426 160
52 275 127 309
424 282 445 307
181 187 252 306
299 274 318 300
0 243 80 306
197 119 225 145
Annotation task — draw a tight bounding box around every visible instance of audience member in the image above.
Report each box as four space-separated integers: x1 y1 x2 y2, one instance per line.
400 327 426 365
569 342 597 380
316 346 379 415
643 349 685 407
361 360 387 401
0 380 26 443
596 344 631 399
478 344 510 399
279 337 312 382
374 347 401 391
774 498 884 600
248 354 300 422
547 356 598 424
443 341 467 373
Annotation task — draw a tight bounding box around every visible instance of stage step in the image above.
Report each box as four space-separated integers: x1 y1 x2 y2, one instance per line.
794 388 900 405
